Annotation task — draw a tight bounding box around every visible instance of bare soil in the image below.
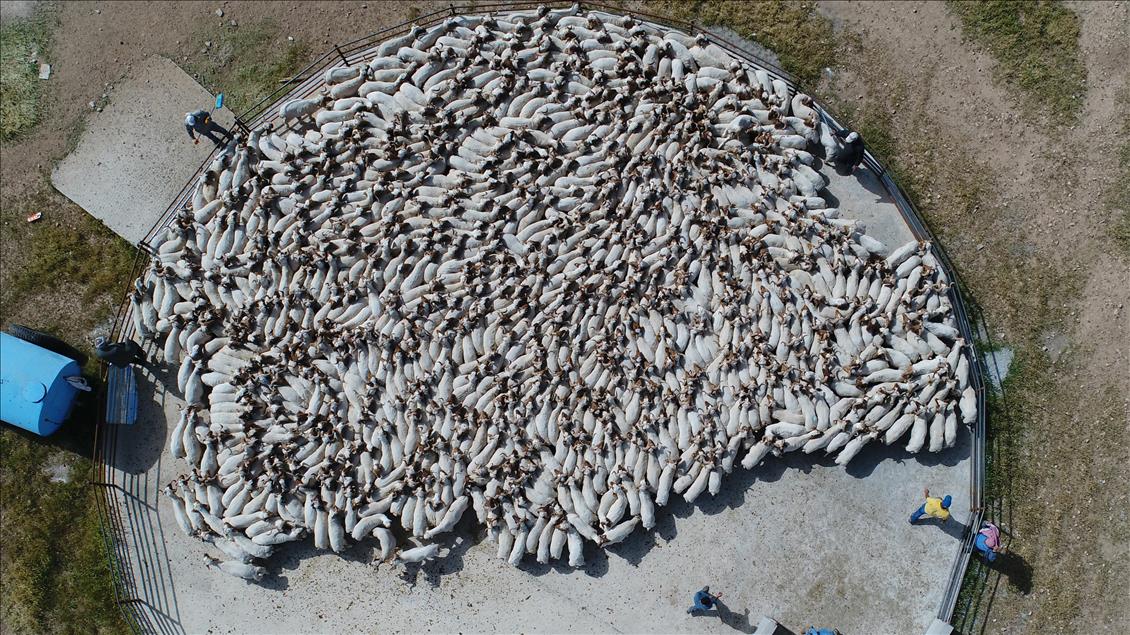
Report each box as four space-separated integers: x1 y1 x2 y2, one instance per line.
815 1 1130 631
2 1 441 196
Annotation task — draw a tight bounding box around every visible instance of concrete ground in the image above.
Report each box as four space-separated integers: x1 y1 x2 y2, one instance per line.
824 165 915 251
51 56 233 245
104 159 969 635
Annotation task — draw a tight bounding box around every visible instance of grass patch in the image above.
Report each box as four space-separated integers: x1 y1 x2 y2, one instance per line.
0 182 136 320
184 19 310 116
0 9 54 140
652 0 836 85
948 0 1086 123
0 175 133 632
0 403 126 634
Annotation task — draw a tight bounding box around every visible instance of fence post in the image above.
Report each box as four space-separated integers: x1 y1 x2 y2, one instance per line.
334 44 349 65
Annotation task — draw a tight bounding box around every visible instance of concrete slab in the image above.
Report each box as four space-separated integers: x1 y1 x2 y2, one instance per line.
108 354 970 635
51 56 233 246
823 163 916 251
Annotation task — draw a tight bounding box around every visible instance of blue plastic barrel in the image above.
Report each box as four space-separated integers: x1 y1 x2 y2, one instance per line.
0 332 81 436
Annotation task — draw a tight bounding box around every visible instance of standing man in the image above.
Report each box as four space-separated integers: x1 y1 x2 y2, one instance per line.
93 336 147 368
909 488 952 523
687 586 722 615
184 108 230 145
833 128 865 174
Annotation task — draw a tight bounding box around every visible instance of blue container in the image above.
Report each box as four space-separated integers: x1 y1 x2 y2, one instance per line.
0 332 81 436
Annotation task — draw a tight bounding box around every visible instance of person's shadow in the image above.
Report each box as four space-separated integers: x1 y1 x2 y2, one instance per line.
713 599 757 633
988 549 1033 595
910 516 968 540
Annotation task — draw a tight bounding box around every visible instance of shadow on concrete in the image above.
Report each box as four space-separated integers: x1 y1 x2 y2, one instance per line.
821 189 841 210
113 451 186 635
854 163 891 199
102 344 193 635
915 517 968 541
714 599 757 633
256 514 488 589
843 429 971 480
398 525 480 587
117 356 175 474
113 411 974 602
470 429 972 582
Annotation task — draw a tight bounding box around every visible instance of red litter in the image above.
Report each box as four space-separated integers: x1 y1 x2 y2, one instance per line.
27 212 43 223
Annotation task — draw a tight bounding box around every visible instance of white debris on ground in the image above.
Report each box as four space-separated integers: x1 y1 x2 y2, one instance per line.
983 347 1013 393
134 6 976 578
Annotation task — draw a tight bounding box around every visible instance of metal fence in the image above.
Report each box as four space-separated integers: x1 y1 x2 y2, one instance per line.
863 153 988 625
91 3 987 631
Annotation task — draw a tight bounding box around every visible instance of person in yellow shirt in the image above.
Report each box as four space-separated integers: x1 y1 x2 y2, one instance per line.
909 488 952 523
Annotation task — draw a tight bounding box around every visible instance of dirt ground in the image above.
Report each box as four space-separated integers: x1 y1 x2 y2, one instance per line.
2 1 446 196
2 1 1126 633
813 1 1130 631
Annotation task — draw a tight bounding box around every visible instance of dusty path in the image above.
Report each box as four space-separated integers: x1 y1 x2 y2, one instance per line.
816 1 1129 631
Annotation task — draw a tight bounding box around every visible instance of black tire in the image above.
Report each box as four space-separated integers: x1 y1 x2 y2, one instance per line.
7 324 89 366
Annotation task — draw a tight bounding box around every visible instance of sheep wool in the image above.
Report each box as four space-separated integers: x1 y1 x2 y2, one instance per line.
141 6 975 575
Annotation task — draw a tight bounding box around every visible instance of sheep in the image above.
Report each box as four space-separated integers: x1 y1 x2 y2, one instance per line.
142 7 973 577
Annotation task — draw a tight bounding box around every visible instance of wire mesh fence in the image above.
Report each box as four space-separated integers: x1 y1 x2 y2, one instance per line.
92 3 986 631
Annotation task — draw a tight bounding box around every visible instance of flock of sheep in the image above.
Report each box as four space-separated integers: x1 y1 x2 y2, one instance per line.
134 6 975 580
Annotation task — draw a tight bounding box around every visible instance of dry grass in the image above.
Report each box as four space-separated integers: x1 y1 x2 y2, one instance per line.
182 19 310 116
0 178 136 342
651 0 836 85
1 17 136 625
0 9 54 140
948 0 1086 123
0 422 126 635
0 174 134 634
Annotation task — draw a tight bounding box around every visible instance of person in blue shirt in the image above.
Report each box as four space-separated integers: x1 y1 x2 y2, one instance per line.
184 109 230 145
687 586 722 614
974 521 1004 562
